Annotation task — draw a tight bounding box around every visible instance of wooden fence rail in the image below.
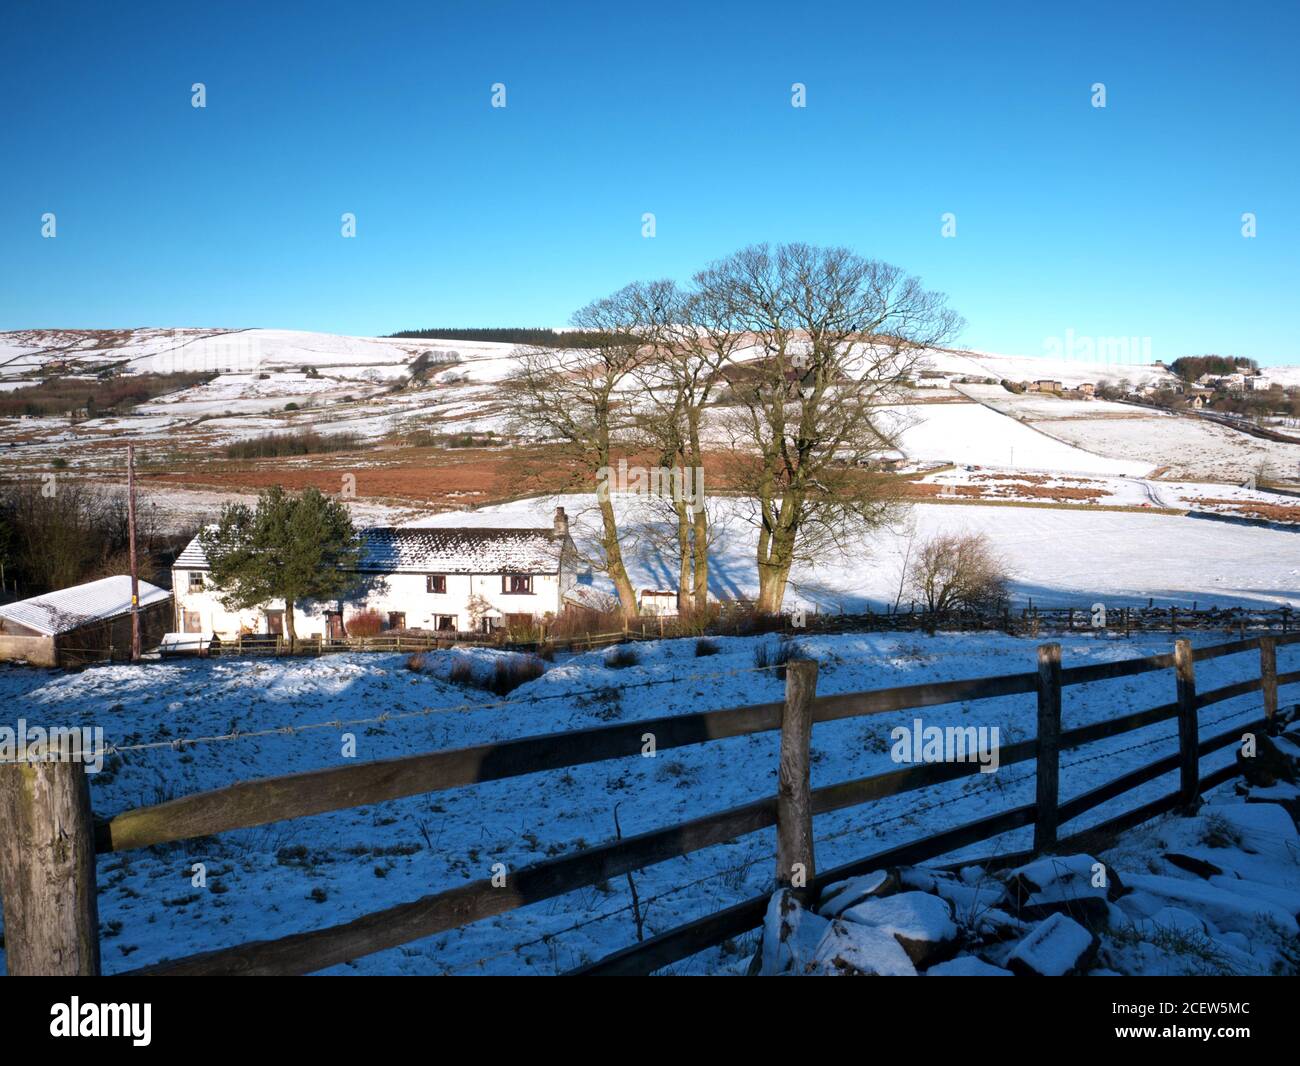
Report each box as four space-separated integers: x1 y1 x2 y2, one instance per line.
2 632 1297 976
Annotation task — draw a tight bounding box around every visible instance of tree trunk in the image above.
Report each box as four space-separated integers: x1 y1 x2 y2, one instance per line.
674 494 692 613
691 506 709 612
597 494 639 619
284 596 297 652
756 558 793 615
755 499 797 615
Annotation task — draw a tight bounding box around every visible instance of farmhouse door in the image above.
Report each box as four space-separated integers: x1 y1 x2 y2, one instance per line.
326 611 345 640
264 610 284 635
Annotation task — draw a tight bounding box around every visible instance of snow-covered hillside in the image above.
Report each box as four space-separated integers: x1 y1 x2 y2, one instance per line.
3 328 1296 488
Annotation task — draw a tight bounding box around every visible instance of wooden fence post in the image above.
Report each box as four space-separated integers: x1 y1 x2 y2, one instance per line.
776 659 818 892
1173 638 1199 806
0 734 101 974
1033 643 1062 852
1260 636 1279 725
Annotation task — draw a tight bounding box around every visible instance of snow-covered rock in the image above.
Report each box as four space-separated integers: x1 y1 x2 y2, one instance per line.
1004 853 1119 925
925 955 1013 976
839 890 959 967
757 889 831 976
809 919 918 976
818 869 896 918
1119 874 1298 937
1007 913 1098 976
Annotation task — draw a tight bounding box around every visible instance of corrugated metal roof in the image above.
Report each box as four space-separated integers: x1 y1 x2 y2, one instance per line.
0 576 170 637
175 527 568 575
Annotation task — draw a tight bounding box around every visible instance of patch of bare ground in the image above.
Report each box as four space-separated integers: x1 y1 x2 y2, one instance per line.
1183 497 1300 523
907 480 1107 503
140 445 592 507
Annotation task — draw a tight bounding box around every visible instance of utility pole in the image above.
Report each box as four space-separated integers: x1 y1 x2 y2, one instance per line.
127 444 140 662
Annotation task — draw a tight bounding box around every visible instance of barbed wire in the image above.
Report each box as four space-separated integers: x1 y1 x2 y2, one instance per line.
437 848 772 975
811 700 1270 852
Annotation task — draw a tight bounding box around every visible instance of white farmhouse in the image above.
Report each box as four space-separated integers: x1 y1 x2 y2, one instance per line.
173 508 581 640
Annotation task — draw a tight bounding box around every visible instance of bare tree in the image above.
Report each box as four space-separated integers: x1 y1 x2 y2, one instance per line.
906 531 1009 618
702 243 962 613
504 287 654 619
628 279 747 613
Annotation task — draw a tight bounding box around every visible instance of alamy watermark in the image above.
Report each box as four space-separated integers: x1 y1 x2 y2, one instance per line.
0 719 105 773
596 459 704 511
1042 329 1152 365
890 717 1000 773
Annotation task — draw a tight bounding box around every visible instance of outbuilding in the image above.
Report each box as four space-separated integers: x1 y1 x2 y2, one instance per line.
0 575 172 667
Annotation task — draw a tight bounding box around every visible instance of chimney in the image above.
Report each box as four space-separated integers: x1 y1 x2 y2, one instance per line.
553 506 569 537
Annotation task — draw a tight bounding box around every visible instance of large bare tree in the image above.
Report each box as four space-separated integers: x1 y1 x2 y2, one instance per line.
504 286 654 619
704 243 962 613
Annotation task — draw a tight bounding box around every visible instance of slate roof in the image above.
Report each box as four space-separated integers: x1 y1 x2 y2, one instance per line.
175 527 569 576
0 576 171 637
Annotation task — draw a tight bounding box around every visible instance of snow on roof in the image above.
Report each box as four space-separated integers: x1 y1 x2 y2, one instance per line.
177 526 570 575
0 576 170 636
358 528 567 574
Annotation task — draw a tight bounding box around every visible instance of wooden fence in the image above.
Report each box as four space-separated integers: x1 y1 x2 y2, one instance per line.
158 603 1296 664
1 633 1296 976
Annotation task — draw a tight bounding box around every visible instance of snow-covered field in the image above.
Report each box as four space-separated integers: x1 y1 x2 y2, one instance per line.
2 629 1294 975
879 401 1153 476
406 494 1300 611
952 384 1300 483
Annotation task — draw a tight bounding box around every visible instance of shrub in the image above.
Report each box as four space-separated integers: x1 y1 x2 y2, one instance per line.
346 609 383 637
444 653 545 696
604 645 641 669
405 653 426 671
225 430 362 459
490 656 545 695
667 601 721 637
905 532 1009 618
695 638 720 657
546 606 623 641
753 637 805 680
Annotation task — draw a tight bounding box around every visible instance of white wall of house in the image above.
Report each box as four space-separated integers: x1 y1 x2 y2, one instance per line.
173 568 576 638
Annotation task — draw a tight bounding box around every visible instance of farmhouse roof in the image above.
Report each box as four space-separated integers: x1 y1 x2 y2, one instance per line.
176 526 572 575
0 575 170 637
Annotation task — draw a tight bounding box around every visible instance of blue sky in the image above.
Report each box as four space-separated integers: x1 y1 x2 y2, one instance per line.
1 0 1297 364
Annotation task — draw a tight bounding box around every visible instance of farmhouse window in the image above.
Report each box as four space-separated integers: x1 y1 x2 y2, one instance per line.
388 612 406 630
426 574 447 594
434 614 457 631
503 574 532 595
188 571 204 592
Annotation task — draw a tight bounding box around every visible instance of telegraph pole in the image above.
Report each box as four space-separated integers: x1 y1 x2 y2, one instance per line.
127 444 140 661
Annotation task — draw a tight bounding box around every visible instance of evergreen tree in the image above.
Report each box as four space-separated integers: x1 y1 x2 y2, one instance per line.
199 486 360 648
